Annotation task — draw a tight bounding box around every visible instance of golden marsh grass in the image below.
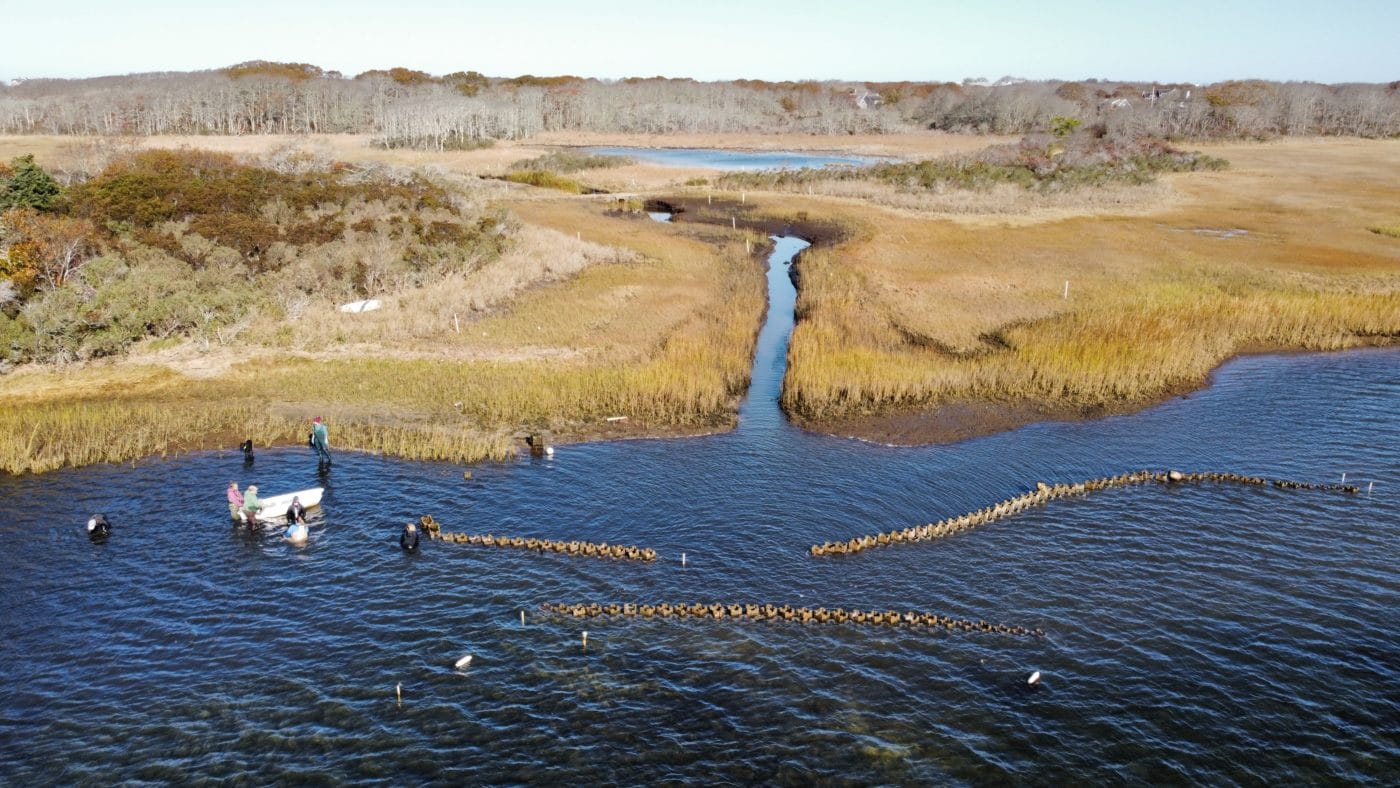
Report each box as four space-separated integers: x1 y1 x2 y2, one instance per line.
771 139 1400 425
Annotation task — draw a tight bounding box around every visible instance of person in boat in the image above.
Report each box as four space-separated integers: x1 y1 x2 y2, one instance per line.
310 416 331 467
227 481 244 520
400 522 420 552
285 495 307 525
242 485 263 527
87 513 112 539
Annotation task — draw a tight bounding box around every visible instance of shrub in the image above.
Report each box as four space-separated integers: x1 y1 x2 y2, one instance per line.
6 150 511 363
716 135 1227 195
0 155 62 211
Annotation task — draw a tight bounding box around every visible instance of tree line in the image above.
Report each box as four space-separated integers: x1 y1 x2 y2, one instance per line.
2 64 1399 145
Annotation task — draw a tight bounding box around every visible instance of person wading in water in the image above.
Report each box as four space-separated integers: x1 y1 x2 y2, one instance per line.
310 416 331 467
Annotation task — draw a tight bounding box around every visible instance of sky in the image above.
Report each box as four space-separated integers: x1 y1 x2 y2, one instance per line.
3 0 1398 84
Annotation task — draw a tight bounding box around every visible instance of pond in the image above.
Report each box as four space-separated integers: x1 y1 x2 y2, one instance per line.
0 236 1396 783
586 146 877 171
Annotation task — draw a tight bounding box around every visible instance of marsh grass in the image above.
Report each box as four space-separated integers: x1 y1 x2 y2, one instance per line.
1 200 765 473
509 150 634 172
717 136 1226 212
1369 224 1400 238
771 138 1400 424
501 170 586 193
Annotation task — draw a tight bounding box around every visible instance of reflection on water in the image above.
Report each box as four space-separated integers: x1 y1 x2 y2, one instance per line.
588 146 877 171
0 235 1396 783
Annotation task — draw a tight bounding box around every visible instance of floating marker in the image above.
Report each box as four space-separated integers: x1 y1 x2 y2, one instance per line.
545 446 554 457
681 552 687 567
1028 671 1041 686
454 654 473 669
1342 473 1347 483
1368 482 1374 494
396 682 402 704
581 631 588 649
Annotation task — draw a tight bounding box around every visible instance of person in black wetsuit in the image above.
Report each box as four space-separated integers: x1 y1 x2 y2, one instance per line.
87 514 111 539
400 522 420 552
285 496 307 525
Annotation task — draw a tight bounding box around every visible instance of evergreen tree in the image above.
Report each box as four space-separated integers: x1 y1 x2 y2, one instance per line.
0 155 62 211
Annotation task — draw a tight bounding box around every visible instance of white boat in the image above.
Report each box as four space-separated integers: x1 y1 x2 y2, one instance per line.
235 487 323 524
339 298 382 313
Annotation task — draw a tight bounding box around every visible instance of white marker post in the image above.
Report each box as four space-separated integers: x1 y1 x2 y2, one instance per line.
1063 281 1069 299
520 609 526 626
582 631 589 650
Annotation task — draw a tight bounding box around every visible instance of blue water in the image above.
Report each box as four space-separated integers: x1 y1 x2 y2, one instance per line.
587 146 876 171
0 237 1397 783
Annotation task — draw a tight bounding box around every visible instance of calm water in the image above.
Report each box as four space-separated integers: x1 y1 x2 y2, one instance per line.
1 237 1397 784
587 146 876 171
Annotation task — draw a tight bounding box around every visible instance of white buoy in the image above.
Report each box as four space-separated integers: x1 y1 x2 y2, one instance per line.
1027 671 1042 686
396 682 402 704
520 609 526 626
681 552 687 567
86 517 97 532
454 654 473 669
1341 472 1347 483
582 631 588 649
545 446 554 457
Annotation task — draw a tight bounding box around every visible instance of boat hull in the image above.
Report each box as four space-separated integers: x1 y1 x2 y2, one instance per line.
234 487 323 523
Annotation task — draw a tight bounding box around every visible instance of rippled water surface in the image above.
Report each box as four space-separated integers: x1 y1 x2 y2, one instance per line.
586 146 876 170
2 238 1397 784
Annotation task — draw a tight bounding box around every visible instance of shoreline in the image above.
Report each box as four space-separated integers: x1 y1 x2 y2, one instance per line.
795 341 1399 448
130 342 1400 468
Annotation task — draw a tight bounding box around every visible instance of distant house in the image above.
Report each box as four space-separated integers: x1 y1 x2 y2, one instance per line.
1141 86 1195 108
848 88 883 109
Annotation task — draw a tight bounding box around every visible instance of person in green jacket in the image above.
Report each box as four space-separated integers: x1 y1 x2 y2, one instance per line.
311 416 331 466
242 485 263 527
